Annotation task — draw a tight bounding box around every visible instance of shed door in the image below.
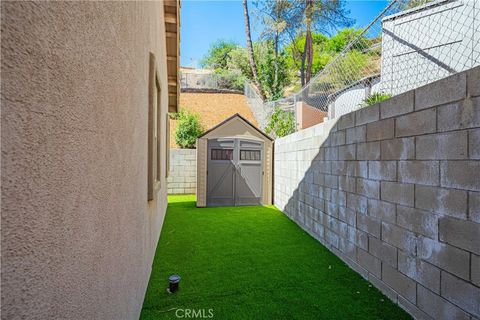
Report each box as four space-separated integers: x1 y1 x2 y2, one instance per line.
207 139 235 206
235 139 263 206
207 138 263 206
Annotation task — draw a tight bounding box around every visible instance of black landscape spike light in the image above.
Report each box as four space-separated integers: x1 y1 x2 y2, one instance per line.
168 275 181 293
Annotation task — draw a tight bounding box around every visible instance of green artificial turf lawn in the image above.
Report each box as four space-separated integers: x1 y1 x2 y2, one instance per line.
140 195 412 319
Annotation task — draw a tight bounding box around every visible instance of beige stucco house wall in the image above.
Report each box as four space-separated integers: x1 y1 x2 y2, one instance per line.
1 1 179 319
196 114 273 207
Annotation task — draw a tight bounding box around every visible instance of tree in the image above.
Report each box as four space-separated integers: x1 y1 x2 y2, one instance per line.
254 0 299 95
255 41 290 100
200 42 250 91
200 40 237 70
302 0 314 85
283 27 372 90
174 110 203 149
326 28 368 53
296 0 353 85
227 47 252 79
200 1 357 98
243 0 265 100
215 69 247 91
285 32 329 78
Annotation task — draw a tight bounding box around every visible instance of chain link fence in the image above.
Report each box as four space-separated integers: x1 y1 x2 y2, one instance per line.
180 71 220 90
180 70 245 92
260 0 479 132
244 81 270 128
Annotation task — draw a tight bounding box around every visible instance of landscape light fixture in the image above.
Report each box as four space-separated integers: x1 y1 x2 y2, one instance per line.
168 274 181 293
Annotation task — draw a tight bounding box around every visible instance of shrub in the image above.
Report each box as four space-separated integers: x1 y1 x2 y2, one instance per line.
174 110 203 149
360 92 392 107
335 50 370 85
169 112 180 120
265 107 295 138
215 69 246 91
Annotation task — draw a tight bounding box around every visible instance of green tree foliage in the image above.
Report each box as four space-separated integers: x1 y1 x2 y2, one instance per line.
285 33 330 76
200 41 251 91
285 28 372 82
255 0 298 45
201 40 291 97
200 40 238 70
254 0 300 98
215 69 247 91
256 42 290 100
297 0 353 85
201 27 378 113
334 49 370 85
265 107 295 138
174 110 204 149
227 47 253 79
325 28 371 52
326 28 369 52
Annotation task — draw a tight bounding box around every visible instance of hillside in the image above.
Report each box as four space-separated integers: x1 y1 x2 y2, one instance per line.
170 92 258 148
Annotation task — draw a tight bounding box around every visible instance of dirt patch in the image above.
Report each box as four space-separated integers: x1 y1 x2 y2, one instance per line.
170 92 258 148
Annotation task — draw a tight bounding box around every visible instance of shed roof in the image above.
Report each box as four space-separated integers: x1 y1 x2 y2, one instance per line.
198 113 273 141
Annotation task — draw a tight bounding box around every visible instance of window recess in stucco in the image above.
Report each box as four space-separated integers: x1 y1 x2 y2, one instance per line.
148 53 162 201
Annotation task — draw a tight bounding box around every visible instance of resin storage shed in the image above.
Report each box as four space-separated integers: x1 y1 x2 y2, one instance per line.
196 114 273 207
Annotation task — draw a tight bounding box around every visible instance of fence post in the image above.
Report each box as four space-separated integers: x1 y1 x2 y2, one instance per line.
293 95 298 131
365 79 372 101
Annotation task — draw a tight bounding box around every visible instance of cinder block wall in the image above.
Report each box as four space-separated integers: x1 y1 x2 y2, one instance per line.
274 67 480 319
168 149 196 194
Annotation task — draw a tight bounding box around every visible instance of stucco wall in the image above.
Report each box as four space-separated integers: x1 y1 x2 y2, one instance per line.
168 149 196 194
1 2 170 319
274 67 480 319
328 78 382 119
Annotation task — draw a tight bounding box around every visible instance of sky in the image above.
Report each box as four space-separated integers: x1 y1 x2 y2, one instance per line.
180 0 389 68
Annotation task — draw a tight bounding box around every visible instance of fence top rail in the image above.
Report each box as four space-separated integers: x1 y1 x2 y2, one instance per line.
381 0 456 22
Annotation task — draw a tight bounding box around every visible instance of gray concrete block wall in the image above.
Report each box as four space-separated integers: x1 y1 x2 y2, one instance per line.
274 66 480 320
167 149 196 194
